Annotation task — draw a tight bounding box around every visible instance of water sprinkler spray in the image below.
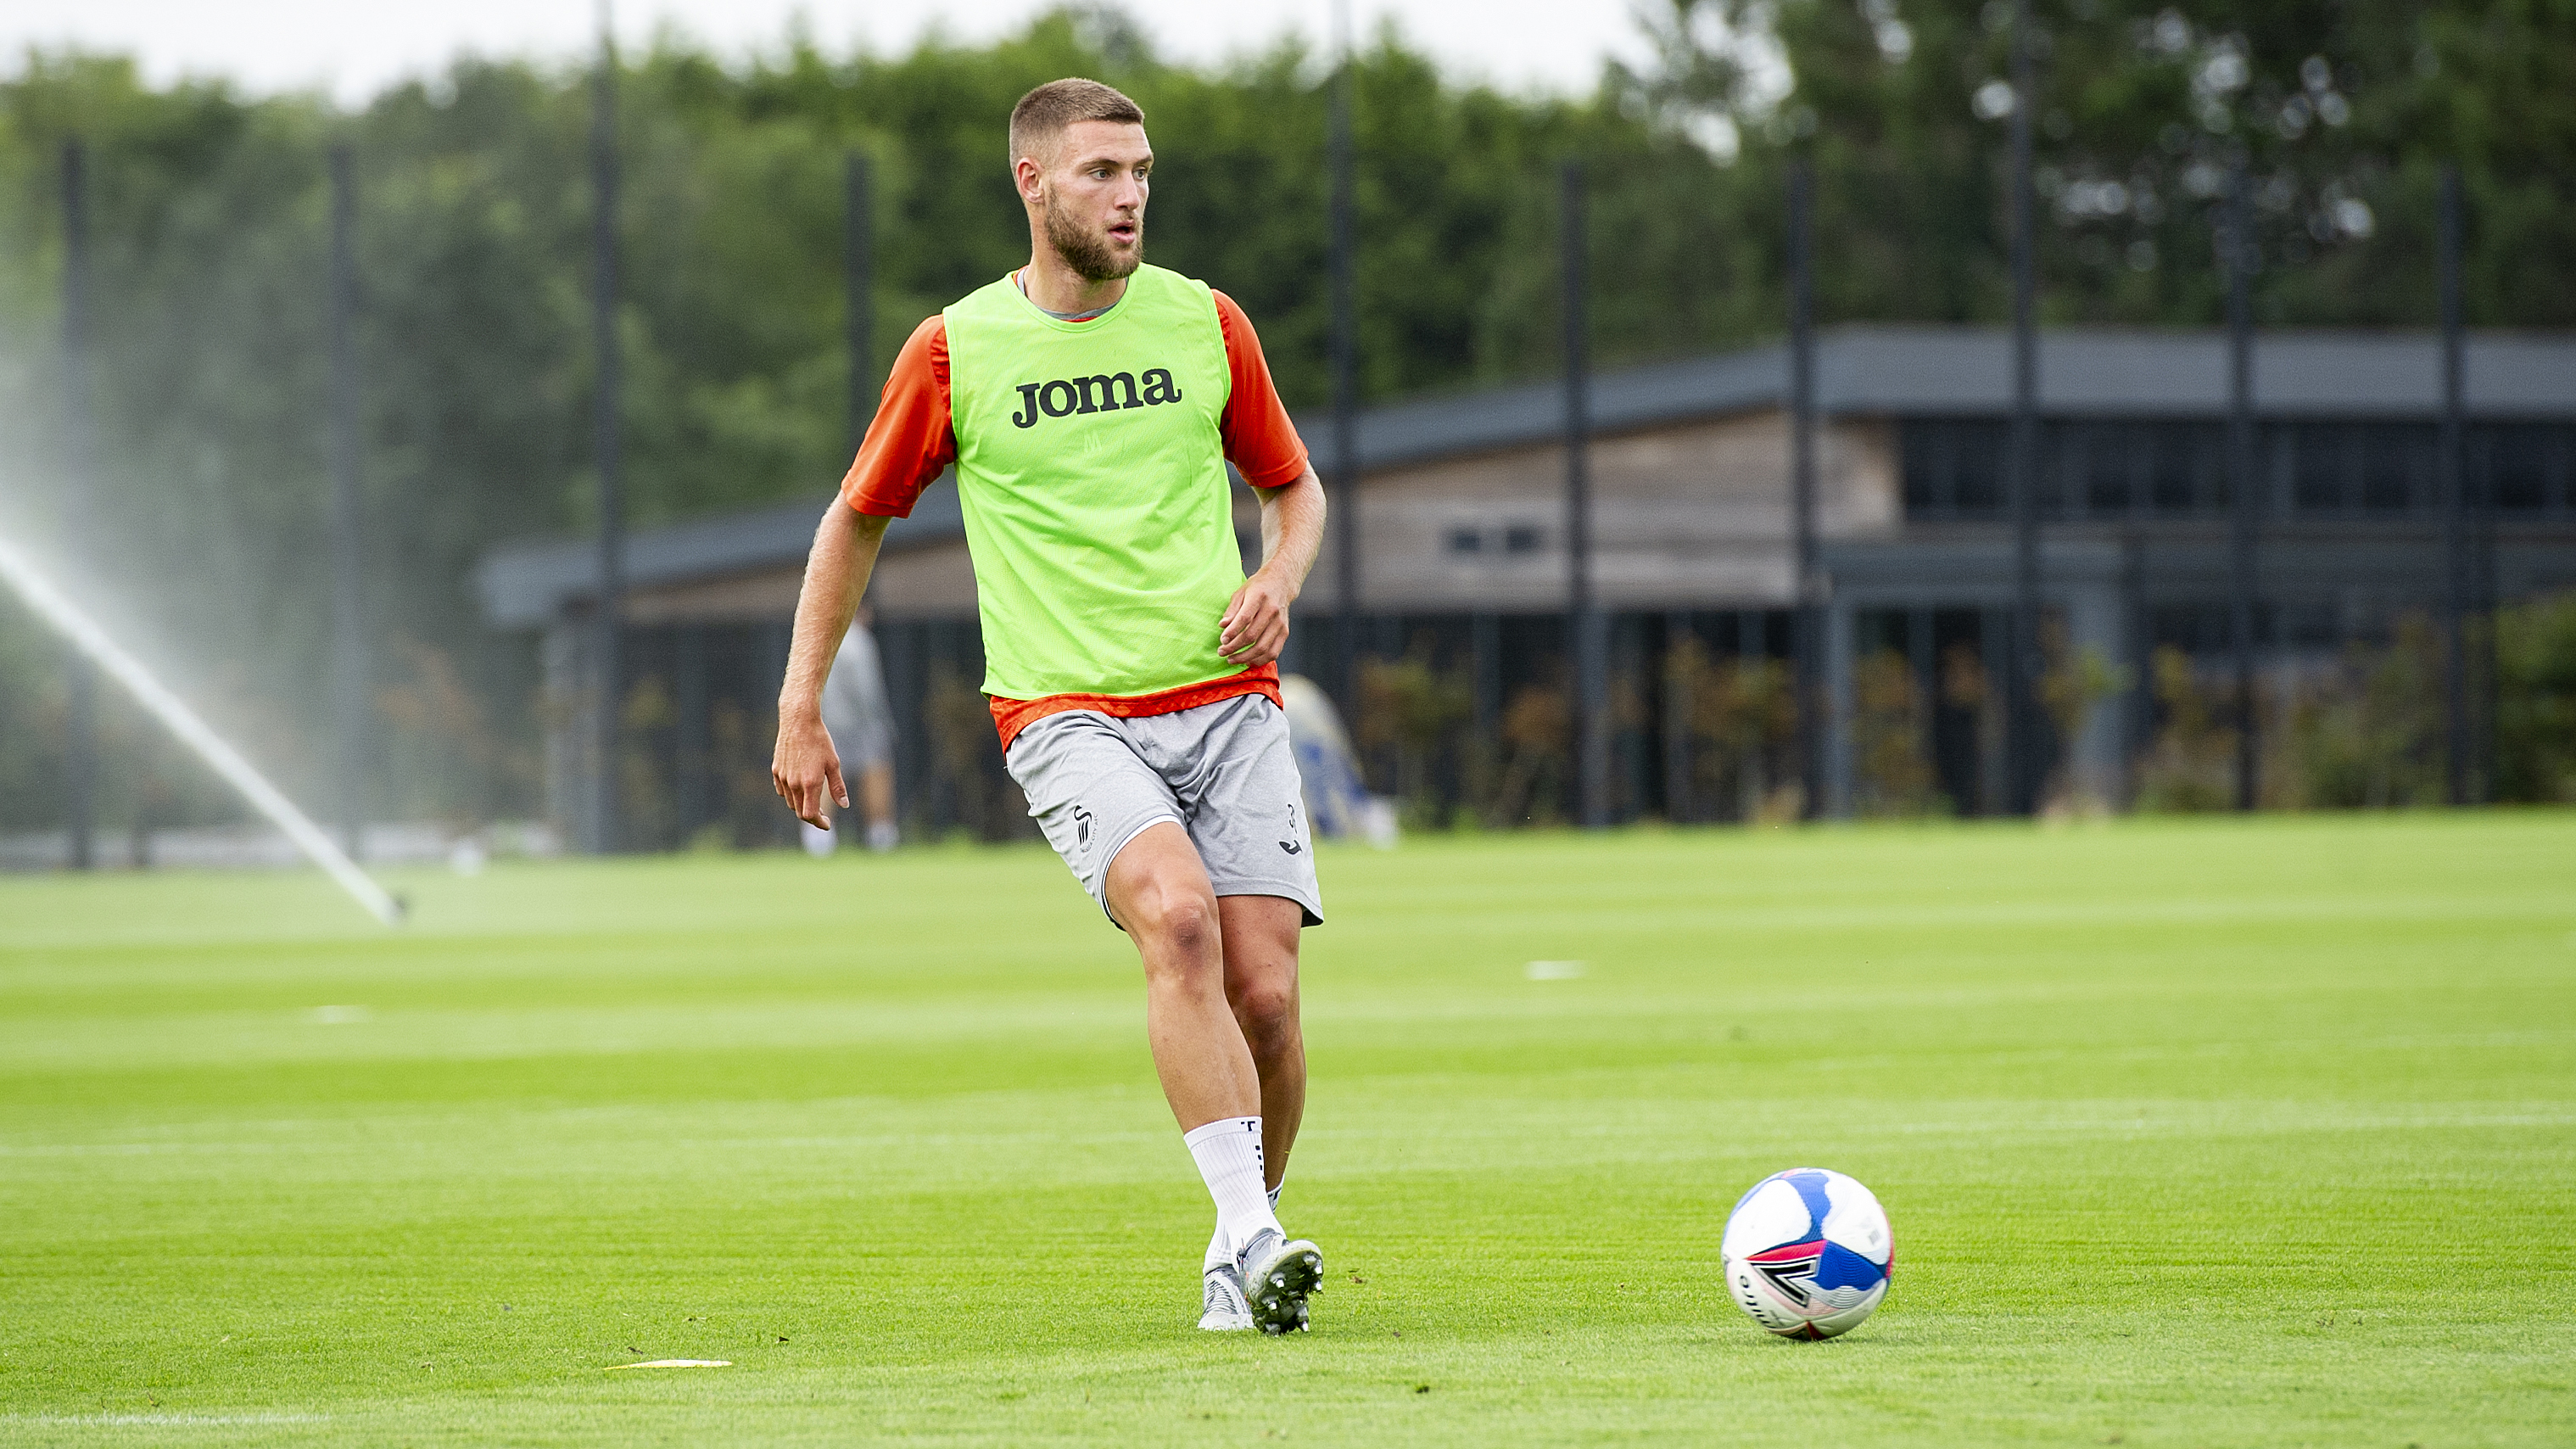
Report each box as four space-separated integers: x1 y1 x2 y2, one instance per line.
0 531 405 925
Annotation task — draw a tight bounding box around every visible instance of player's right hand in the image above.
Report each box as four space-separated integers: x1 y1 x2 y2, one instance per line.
771 713 849 829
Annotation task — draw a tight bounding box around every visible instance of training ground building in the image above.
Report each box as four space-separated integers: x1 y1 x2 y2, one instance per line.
478 325 2576 846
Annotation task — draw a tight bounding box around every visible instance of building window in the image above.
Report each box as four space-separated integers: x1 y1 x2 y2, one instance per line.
1447 523 1545 557
1903 418 2571 521
1953 425 2005 512
2479 423 2570 513
1900 420 2008 518
2149 424 2211 513
2291 422 2347 512
2081 422 2138 513
2359 423 2423 512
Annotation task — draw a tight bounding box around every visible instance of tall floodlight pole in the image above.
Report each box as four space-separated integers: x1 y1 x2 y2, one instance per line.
2438 163 2469 805
839 149 879 835
1786 155 1819 821
59 140 98 871
327 143 368 859
846 149 876 457
589 7 626 855
1563 159 1605 828
2224 154 2258 812
2004 0 2042 817
1328 0 1361 717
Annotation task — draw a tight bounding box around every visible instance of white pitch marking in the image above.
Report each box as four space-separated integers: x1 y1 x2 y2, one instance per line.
310 1005 372 1024
15 1414 325 1426
1524 959 1586 980
606 1359 732 1369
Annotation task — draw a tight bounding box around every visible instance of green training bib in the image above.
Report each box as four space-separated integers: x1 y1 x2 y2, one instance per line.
943 265 1242 700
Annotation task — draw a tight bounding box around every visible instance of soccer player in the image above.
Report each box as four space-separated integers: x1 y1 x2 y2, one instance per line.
771 77 1330 1334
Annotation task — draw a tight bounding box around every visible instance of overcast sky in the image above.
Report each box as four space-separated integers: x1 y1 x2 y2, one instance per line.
2 0 1654 104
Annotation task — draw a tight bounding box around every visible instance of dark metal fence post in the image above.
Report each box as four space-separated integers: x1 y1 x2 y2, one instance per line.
1787 156 1819 821
59 140 98 871
1563 159 1604 828
590 13 626 854
846 150 875 459
2224 155 2258 812
328 143 368 860
2006 0 2042 817
1329 11 1361 718
2439 162 2471 806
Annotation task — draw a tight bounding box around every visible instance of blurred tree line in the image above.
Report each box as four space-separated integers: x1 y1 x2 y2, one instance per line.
0 0 2568 835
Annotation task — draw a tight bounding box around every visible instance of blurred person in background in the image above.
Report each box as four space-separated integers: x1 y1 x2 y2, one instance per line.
799 604 899 855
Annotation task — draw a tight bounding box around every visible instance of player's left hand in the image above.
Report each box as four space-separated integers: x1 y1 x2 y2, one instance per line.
1218 569 1294 669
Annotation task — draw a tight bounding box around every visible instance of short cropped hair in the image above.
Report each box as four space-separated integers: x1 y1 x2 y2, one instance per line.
1009 78 1145 170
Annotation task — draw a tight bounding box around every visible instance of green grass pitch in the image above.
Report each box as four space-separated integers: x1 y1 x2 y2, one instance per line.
3 813 2572 1446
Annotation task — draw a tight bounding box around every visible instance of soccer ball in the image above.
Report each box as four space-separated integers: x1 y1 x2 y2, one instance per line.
1720 1167 1893 1340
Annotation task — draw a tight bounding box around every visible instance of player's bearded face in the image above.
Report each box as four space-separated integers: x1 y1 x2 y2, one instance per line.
1042 180 1143 283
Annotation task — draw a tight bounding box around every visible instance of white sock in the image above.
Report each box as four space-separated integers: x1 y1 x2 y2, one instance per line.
1183 1116 1281 1265
1206 1179 1287 1272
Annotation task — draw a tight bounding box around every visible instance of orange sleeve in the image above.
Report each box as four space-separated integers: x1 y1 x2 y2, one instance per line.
1210 290 1310 490
840 315 957 518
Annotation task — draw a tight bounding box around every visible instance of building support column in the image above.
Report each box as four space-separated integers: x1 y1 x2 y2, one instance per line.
1907 606 1935 783
1470 610 1500 818
542 617 590 846
1824 596 1856 820
2120 529 2150 806
763 618 795 845
1979 607 2010 816
885 619 924 842
1663 609 1694 823
673 623 708 839
2064 577 2123 808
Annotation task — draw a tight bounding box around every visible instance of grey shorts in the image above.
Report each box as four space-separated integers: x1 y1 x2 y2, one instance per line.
837 719 894 770
1004 692 1322 928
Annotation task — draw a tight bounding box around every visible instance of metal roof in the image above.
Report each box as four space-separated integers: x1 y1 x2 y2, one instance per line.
477 481 963 628
481 325 2576 626
1296 325 2576 474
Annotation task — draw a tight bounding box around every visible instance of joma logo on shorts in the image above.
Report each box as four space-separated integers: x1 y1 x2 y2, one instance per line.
1010 369 1183 428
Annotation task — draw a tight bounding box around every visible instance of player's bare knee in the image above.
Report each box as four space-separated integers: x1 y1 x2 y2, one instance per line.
1230 976 1299 1048
1131 883 1221 965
